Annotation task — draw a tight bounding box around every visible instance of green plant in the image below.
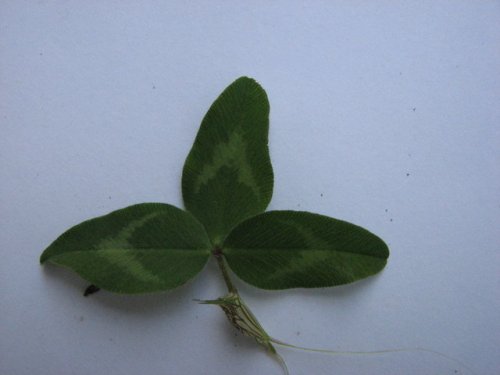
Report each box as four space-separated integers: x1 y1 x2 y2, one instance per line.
40 77 389 373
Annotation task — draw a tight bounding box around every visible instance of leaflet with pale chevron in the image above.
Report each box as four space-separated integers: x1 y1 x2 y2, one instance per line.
182 77 274 245
40 203 211 293
223 211 389 289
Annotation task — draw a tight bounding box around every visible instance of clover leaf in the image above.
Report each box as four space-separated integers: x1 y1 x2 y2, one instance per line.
40 77 390 373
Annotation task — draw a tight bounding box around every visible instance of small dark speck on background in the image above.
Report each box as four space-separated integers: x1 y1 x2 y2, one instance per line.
412 107 416 112
385 209 388 212
152 85 156 89
320 193 323 197
406 173 410 177
79 316 84 322
390 218 393 222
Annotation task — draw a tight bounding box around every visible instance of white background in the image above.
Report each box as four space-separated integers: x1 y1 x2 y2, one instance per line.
1 2 499 375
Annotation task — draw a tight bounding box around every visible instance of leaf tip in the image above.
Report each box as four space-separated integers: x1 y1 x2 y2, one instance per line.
39 250 49 264
231 76 265 92
234 75 257 83
380 239 390 260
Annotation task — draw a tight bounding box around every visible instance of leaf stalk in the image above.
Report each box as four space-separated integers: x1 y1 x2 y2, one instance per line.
213 247 237 294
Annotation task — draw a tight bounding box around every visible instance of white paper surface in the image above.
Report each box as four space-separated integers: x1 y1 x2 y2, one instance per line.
1 2 499 374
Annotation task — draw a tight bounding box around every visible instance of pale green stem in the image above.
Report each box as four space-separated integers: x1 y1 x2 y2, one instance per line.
213 249 237 294
209 250 474 375
210 249 291 374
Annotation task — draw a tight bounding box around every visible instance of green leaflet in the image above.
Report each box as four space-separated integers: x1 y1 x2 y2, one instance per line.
40 203 211 294
182 77 274 245
223 211 389 290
